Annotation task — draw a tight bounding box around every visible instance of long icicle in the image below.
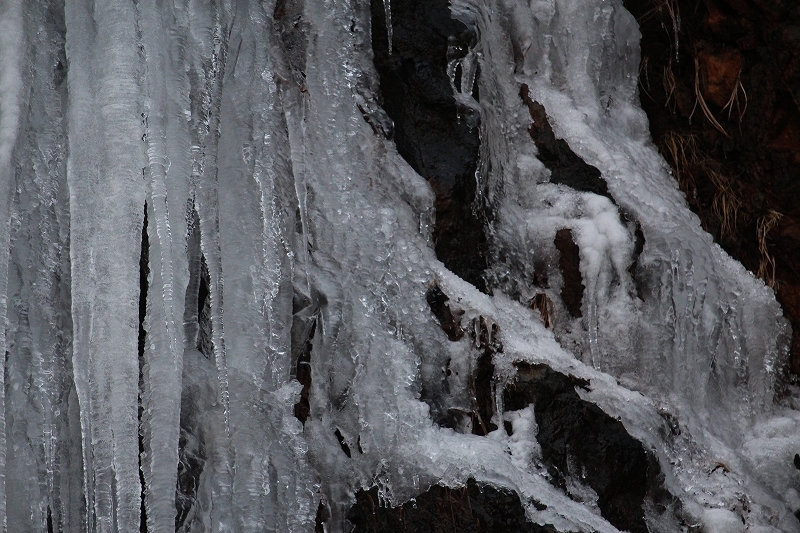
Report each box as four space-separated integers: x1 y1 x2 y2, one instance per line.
136 0 191 529
65 0 147 529
0 0 25 528
191 2 236 525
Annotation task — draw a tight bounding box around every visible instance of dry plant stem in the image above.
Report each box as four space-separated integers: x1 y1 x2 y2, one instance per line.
639 56 656 103
666 0 680 61
757 210 783 287
721 75 748 123
692 57 732 138
663 58 677 111
709 170 741 239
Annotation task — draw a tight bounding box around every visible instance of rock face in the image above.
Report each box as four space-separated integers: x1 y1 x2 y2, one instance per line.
519 86 609 200
369 0 487 292
623 0 800 377
347 480 561 533
504 364 673 533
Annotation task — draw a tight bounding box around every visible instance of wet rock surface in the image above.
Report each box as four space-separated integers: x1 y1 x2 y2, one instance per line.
623 0 800 377
370 0 487 292
346 479 564 533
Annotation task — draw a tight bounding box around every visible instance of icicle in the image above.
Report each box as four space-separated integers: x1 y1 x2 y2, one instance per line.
64 0 147 530
189 3 236 526
281 81 312 297
0 0 25 527
136 0 193 528
383 0 393 55
3 1 82 530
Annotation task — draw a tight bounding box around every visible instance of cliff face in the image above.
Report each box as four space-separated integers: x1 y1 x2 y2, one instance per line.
2 0 799 531
623 0 800 377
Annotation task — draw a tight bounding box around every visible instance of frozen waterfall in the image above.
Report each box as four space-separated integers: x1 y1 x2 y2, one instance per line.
0 0 799 531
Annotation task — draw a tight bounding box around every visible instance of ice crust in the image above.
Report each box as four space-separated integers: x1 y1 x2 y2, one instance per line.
0 0 798 532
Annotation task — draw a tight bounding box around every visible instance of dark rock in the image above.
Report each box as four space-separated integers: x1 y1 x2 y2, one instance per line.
291 310 316 424
469 317 500 435
371 0 488 292
627 218 646 298
197 254 213 359
426 281 464 341
504 362 669 533
347 479 565 533
519 85 610 199
315 499 330 533
138 203 149 533
334 428 352 458
530 293 554 329
553 229 584 318
696 46 743 108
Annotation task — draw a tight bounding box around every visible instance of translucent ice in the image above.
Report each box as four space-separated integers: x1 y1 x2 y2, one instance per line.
0 0 797 532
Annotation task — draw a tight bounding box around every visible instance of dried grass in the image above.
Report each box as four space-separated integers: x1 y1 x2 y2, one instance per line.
639 0 681 62
661 131 700 192
708 169 741 239
663 59 677 111
721 75 748 123
660 131 742 239
691 56 731 138
757 210 783 288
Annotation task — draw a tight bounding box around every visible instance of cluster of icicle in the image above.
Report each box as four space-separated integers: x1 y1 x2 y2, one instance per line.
0 0 798 532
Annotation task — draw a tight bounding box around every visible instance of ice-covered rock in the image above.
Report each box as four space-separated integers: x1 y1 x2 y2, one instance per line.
0 0 798 532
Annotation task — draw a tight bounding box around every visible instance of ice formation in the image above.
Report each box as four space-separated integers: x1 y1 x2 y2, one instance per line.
0 0 799 532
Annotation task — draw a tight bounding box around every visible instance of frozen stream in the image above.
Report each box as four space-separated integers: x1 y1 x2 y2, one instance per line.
0 0 799 531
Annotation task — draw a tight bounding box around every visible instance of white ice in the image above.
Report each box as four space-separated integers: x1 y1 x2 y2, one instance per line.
0 0 798 532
